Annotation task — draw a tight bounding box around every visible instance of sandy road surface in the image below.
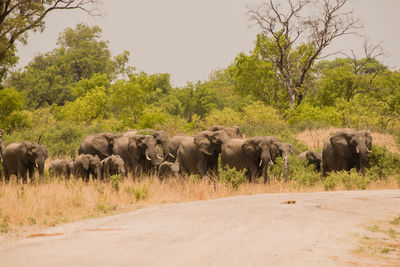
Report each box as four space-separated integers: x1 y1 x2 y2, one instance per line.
1 190 399 267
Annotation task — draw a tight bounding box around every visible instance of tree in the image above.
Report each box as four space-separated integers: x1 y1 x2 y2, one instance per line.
248 0 360 109
6 24 125 108
0 0 99 81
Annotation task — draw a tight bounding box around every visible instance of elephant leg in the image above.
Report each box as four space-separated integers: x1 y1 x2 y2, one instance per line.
3 165 9 183
197 154 208 177
28 166 34 183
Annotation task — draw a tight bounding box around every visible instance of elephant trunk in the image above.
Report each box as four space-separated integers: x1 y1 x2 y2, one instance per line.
36 160 45 181
160 138 170 158
358 148 369 175
95 166 102 180
260 152 272 183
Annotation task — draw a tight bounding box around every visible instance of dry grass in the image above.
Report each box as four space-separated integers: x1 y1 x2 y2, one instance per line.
0 174 399 235
296 127 400 153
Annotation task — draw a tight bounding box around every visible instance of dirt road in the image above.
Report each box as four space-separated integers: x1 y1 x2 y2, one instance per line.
1 190 399 266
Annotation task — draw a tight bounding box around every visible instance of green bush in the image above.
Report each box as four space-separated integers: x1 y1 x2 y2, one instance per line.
271 156 320 186
323 170 372 191
110 174 123 192
219 165 247 190
367 145 400 178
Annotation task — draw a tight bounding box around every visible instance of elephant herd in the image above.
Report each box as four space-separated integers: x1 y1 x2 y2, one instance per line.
0 126 373 183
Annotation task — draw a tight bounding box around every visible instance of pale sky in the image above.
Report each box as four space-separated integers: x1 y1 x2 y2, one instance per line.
15 0 400 87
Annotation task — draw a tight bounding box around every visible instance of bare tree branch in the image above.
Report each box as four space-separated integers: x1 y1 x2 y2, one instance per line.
249 0 361 108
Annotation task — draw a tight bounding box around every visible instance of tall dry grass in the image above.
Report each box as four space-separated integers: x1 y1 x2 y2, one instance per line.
0 175 399 235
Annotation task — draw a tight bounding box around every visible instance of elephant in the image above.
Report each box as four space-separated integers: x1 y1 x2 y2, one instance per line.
78 132 121 161
0 129 5 177
213 131 279 183
275 141 299 182
322 130 372 175
112 135 163 176
177 130 221 177
299 150 322 172
101 155 126 179
123 129 171 159
158 161 180 180
49 159 75 179
165 135 192 162
2 140 48 183
206 125 244 175
74 154 102 182
208 125 243 138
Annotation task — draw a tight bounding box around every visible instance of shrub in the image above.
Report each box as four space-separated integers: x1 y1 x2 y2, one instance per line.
110 174 123 192
271 156 320 186
323 170 372 191
367 145 400 179
219 166 247 190
125 185 149 201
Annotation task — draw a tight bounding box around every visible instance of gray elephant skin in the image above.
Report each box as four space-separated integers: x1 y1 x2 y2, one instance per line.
112 135 163 176
49 159 74 178
74 154 102 181
158 161 180 180
123 129 170 159
78 132 119 160
299 150 322 172
322 130 372 175
101 155 126 179
177 130 221 177
214 131 279 183
2 141 48 183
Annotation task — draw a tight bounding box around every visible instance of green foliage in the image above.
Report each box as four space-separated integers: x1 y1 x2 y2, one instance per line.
219 165 247 190
61 86 108 124
0 88 25 132
323 170 372 191
271 156 320 186
125 186 149 201
110 174 123 192
367 145 400 179
286 103 341 129
6 24 121 108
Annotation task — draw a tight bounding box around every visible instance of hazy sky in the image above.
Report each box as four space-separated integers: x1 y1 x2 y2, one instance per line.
16 0 400 87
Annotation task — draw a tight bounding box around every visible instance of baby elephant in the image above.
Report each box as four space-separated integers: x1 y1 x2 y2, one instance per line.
101 155 126 179
158 161 180 180
49 159 74 179
299 150 322 172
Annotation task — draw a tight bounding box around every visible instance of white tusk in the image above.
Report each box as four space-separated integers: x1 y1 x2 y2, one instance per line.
269 160 274 166
157 155 163 159
259 159 263 167
35 164 39 168
146 155 152 161
168 153 175 158
367 148 371 153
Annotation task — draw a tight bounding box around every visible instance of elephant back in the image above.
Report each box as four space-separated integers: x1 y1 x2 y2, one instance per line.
79 133 115 160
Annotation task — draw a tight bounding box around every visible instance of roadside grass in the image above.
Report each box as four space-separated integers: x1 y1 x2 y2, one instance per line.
0 173 399 235
352 215 400 265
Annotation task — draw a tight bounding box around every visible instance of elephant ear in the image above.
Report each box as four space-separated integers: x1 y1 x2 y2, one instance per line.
270 142 280 159
194 131 214 156
129 135 146 160
242 137 260 155
330 131 353 157
19 142 31 164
